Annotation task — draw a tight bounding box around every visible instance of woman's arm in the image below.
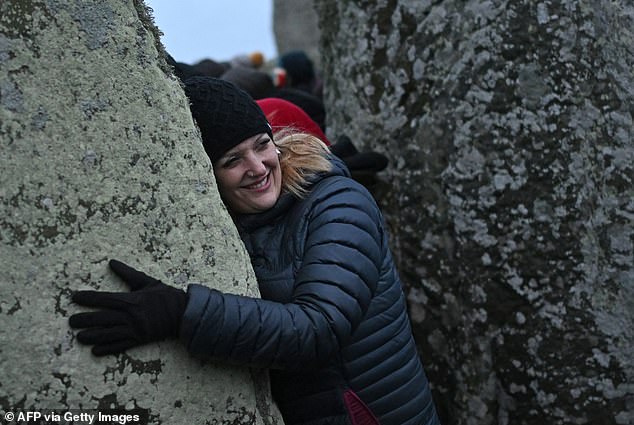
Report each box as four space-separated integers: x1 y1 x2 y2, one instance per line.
181 178 385 370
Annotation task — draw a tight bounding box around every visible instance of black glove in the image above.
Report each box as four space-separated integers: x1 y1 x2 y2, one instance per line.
69 259 188 356
331 135 388 173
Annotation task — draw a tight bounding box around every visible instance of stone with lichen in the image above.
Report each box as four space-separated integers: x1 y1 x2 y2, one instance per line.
0 1 282 423
313 0 634 424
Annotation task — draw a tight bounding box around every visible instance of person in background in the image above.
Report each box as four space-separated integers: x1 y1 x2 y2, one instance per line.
277 49 322 98
257 97 388 185
256 97 331 145
166 51 265 83
215 62 328 132
175 59 388 186
256 98 388 186
220 65 277 100
68 77 440 425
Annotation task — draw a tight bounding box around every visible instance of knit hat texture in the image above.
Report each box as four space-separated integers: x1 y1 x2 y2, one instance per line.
184 76 273 163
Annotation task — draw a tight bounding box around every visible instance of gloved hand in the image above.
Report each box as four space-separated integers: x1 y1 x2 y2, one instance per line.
69 259 188 356
331 135 388 173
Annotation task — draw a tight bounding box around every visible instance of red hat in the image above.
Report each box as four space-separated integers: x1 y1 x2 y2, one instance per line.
256 98 330 146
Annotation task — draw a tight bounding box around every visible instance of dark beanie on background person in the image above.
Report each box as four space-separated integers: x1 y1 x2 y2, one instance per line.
191 58 230 78
183 76 273 163
166 53 197 82
278 50 315 86
221 66 275 100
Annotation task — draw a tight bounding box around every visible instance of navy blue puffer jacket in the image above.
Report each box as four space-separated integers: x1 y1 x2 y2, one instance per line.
180 158 439 425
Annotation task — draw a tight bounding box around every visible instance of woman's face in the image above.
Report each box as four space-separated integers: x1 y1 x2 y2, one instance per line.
213 133 282 214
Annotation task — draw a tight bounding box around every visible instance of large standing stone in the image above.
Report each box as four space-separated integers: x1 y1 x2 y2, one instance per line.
273 0 321 68
0 1 282 423
314 1 634 424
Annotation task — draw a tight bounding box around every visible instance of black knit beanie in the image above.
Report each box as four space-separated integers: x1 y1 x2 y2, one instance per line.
278 50 315 85
183 76 273 163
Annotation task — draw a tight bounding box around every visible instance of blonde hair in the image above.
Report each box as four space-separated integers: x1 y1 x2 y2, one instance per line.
274 129 333 198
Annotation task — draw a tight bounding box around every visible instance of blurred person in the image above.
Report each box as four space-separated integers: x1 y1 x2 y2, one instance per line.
257 97 388 184
278 50 322 98
256 97 330 145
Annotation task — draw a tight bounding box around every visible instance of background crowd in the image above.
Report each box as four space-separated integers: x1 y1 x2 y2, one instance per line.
166 50 389 187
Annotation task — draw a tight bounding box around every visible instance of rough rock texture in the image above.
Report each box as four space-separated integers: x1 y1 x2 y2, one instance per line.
0 0 282 423
273 0 321 68
313 1 634 424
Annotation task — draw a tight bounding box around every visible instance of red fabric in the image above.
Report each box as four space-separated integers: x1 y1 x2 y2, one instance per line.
343 390 380 425
256 97 331 145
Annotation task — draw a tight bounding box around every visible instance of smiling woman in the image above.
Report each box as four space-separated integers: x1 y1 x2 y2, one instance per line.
144 0 277 64
214 134 283 214
69 76 440 425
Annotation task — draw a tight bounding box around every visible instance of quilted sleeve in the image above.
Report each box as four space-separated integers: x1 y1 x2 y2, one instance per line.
179 177 385 370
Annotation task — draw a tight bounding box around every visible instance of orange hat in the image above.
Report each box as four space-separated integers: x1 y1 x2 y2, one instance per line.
248 51 265 68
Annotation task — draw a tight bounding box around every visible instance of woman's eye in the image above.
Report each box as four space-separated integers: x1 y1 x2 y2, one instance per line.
222 157 240 168
256 139 271 150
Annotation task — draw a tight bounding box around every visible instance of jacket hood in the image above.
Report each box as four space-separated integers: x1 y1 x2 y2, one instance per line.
326 154 352 179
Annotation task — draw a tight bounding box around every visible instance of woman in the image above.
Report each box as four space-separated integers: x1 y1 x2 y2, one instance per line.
69 77 440 425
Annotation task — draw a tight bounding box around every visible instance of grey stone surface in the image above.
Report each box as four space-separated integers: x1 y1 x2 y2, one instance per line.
314 0 634 424
273 0 321 68
0 0 282 423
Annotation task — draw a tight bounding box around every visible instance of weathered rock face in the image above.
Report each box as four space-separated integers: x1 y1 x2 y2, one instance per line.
0 0 282 423
314 1 634 424
273 0 321 68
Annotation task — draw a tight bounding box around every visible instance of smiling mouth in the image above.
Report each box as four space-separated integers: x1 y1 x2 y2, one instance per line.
244 173 269 190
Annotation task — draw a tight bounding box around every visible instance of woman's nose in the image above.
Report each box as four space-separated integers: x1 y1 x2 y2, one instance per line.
245 152 267 176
